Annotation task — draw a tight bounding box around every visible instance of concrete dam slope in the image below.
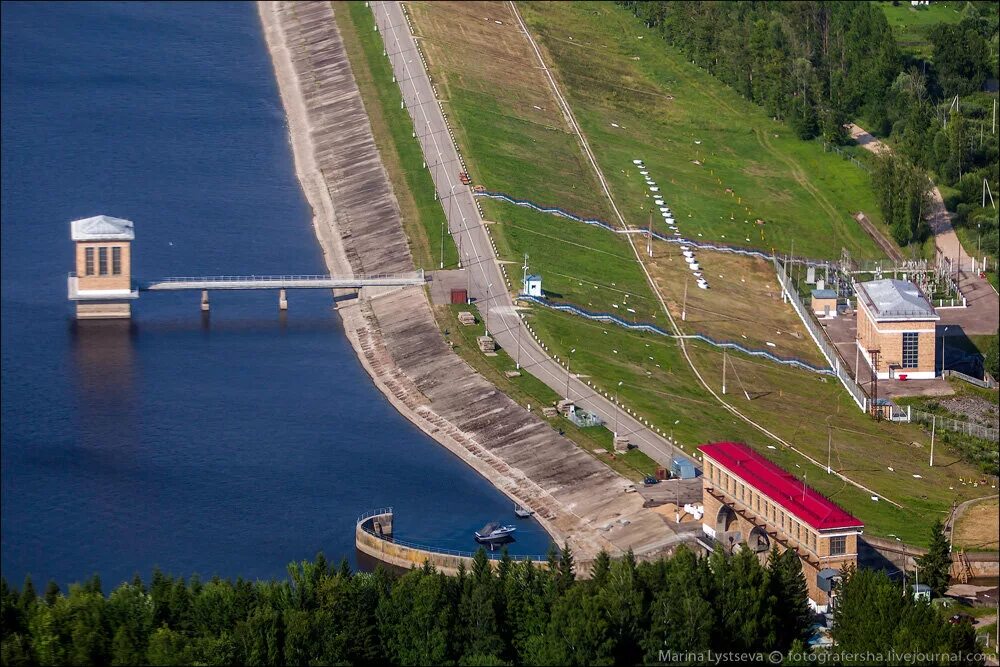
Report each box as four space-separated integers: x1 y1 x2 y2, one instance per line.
258 0 681 562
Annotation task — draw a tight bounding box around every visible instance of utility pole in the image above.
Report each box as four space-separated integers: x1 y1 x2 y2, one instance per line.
516 319 522 370
930 415 936 467
827 422 833 474
564 348 576 401
440 218 445 269
682 278 689 321
614 381 623 438
722 347 727 395
647 213 653 258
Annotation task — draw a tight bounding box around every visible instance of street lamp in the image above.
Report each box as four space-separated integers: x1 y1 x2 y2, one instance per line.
484 283 493 337
614 380 623 438
564 348 576 401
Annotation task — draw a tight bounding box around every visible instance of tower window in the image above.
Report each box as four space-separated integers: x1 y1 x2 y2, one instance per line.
829 535 847 556
112 247 122 275
98 247 108 276
85 247 95 275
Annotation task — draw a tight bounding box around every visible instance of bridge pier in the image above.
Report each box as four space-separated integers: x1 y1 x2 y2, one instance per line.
279 288 288 311
201 290 210 312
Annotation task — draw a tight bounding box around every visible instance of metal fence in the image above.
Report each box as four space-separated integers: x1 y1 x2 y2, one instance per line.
823 142 871 173
773 257 869 411
908 408 999 443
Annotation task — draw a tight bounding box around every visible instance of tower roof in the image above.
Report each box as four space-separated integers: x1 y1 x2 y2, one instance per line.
70 215 135 242
855 279 937 321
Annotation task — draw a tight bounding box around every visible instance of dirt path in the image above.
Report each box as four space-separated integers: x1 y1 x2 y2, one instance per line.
848 123 999 332
849 123 969 268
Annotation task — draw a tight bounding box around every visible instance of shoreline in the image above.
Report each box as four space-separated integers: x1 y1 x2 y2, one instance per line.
256 1 681 564
257 1 575 558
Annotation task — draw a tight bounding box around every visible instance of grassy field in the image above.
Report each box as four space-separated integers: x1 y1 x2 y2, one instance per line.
338 2 458 270
523 305 987 545
518 1 888 261
408 0 612 220
404 1 986 544
877 1 972 59
953 497 1000 551
646 241 829 367
484 198 658 311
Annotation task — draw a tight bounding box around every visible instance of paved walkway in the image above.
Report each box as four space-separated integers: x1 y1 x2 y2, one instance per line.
848 123 998 334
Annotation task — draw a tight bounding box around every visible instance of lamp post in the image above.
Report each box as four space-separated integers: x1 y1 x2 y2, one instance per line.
564 348 576 401
614 380 623 438
484 283 493 337
516 317 522 370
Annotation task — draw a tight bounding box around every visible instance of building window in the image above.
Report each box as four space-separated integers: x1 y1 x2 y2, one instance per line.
902 332 919 368
98 247 108 276
85 247 95 276
112 247 122 275
829 535 847 556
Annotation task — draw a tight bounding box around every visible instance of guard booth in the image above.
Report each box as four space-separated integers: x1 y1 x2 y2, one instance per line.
68 215 138 319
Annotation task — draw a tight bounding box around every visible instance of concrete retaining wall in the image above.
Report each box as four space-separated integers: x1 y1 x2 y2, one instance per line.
355 512 547 576
863 535 999 580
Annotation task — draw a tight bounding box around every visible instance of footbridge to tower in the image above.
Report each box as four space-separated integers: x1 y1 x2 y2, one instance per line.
66 215 426 319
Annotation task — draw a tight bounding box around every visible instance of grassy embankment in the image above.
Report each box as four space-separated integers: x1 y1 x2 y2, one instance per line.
408 0 989 545
338 1 657 481
337 1 457 270
517 1 887 261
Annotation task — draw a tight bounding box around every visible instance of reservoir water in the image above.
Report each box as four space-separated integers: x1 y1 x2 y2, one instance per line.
1 1 551 588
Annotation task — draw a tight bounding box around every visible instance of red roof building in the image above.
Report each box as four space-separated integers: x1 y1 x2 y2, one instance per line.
699 442 862 531
698 441 864 611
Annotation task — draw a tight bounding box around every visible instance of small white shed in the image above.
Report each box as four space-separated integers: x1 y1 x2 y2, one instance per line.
524 274 543 297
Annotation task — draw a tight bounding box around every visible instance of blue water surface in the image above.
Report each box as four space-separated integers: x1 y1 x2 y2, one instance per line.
1 1 550 589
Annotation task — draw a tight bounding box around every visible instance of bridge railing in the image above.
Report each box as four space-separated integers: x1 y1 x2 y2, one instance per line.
149 272 424 283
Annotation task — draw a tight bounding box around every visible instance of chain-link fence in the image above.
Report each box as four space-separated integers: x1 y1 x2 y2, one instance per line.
908 408 999 442
774 257 869 411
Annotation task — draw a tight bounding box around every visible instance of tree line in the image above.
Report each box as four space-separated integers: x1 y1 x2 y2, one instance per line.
0 537 981 666
618 1 999 256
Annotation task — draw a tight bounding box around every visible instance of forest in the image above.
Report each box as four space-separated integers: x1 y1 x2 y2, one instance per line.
619 0 999 259
0 540 982 666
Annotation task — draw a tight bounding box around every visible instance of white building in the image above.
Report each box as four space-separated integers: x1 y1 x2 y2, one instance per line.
523 274 542 297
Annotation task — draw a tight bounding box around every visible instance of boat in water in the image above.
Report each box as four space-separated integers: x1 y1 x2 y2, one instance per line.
475 521 517 544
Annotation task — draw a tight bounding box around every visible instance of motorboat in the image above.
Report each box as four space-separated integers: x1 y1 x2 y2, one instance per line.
475 522 517 543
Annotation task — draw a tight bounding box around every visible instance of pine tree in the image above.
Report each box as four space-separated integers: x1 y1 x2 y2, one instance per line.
767 548 812 650
43 580 61 607
916 520 951 597
557 543 575 592
591 550 612 588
